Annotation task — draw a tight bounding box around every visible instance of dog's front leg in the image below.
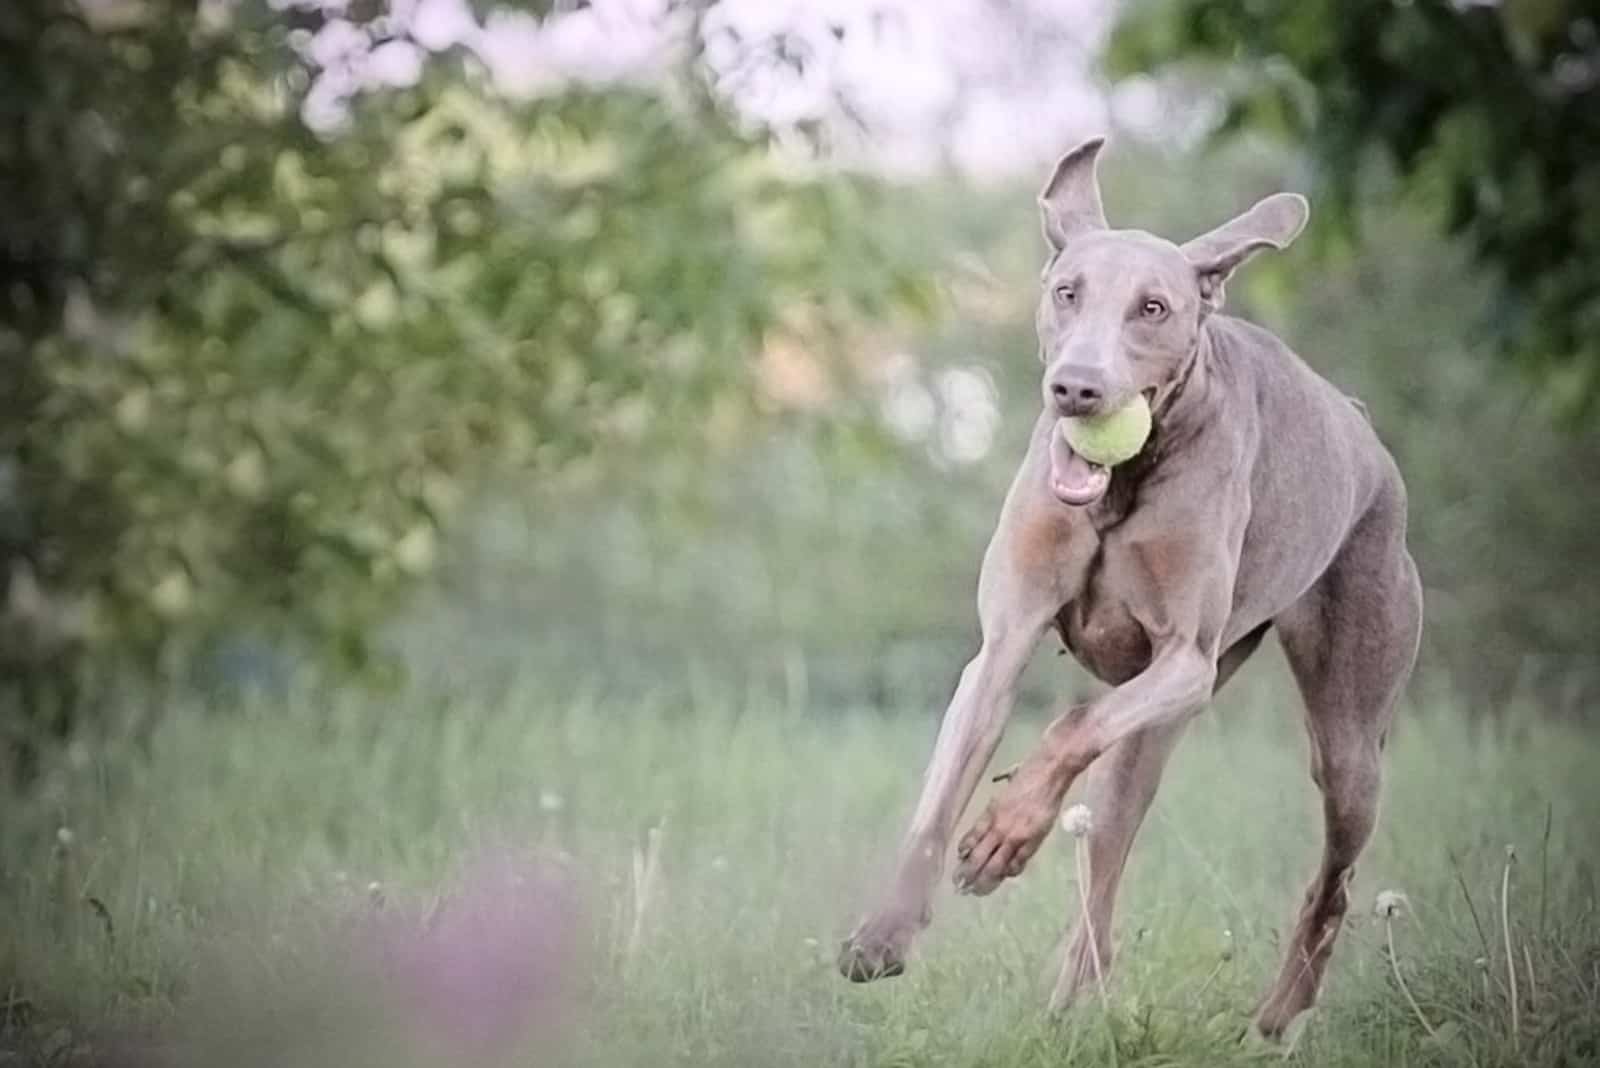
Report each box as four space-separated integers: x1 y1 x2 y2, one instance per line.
954 639 1217 896
837 625 1045 981
838 504 1072 981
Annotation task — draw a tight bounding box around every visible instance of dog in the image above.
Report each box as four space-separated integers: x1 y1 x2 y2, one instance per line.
837 138 1422 1039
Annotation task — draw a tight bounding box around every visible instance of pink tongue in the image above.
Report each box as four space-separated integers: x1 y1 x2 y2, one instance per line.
1049 427 1110 505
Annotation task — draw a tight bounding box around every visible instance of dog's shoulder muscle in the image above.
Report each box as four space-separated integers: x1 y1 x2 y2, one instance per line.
1202 315 1402 626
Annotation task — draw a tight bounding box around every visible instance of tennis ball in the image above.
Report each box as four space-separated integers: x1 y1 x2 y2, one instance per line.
1061 394 1152 467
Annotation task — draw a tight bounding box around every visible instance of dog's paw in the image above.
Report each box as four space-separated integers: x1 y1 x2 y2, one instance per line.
837 911 920 982
954 780 1060 895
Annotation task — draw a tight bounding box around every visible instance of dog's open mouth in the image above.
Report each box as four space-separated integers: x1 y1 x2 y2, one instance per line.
1048 422 1111 506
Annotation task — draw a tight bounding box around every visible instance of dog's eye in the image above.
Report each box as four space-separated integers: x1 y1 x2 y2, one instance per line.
1052 284 1076 306
1140 298 1168 320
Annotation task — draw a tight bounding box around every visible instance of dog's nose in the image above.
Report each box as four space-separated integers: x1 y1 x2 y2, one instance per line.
1046 367 1105 416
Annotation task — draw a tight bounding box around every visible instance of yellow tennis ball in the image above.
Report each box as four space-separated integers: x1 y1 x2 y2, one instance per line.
1061 394 1152 467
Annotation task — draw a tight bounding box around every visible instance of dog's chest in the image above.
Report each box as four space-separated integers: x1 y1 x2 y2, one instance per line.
1056 558 1152 685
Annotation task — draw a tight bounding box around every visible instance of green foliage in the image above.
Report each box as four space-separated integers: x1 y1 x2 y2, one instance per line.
402 156 1600 711
1109 0 1600 409
0 1 926 679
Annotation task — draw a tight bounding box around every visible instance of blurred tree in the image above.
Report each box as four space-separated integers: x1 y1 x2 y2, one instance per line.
1110 0 1600 410
0 0 929 731
392 155 1600 719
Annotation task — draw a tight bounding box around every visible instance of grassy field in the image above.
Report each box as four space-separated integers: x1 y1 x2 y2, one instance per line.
2 672 1597 1067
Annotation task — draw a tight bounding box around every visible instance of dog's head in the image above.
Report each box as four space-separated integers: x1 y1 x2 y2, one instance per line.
1033 137 1308 504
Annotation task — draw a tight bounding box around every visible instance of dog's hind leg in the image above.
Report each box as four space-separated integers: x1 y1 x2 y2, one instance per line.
1213 621 1270 695
1049 718 1185 1010
1050 621 1269 1009
1255 499 1422 1038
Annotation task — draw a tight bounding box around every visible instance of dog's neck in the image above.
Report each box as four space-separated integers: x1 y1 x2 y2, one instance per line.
1153 321 1222 445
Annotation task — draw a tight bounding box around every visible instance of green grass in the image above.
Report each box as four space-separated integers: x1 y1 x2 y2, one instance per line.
2 675 1597 1066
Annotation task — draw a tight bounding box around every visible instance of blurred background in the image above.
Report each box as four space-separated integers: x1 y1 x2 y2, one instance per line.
3 0 1600 1063
6 0 1600 751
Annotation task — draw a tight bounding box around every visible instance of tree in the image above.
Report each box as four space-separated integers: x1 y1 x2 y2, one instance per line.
1110 0 1600 410
0 0 928 716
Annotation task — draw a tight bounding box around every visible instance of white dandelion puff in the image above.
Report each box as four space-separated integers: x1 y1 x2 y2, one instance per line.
1050 803 1105 1016
1374 889 1410 919
1060 804 1094 838
1376 886 1437 1039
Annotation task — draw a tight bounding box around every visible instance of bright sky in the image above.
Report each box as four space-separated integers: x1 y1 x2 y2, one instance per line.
279 0 1127 177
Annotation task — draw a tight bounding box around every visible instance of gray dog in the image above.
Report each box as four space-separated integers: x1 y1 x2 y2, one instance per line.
838 137 1422 1039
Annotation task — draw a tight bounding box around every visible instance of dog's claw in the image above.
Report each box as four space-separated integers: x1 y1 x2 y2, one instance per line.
838 910 920 982
838 940 906 982
952 780 1059 896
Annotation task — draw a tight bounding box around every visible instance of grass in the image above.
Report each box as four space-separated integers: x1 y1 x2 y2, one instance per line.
2 672 1597 1066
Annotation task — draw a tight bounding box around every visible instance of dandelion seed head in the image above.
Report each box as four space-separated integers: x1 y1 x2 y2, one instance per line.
1374 889 1410 919
1060 803 1093 838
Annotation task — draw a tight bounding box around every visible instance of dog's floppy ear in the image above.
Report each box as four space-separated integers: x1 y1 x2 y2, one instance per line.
1182 192 1309 312
1039 137 1108 253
